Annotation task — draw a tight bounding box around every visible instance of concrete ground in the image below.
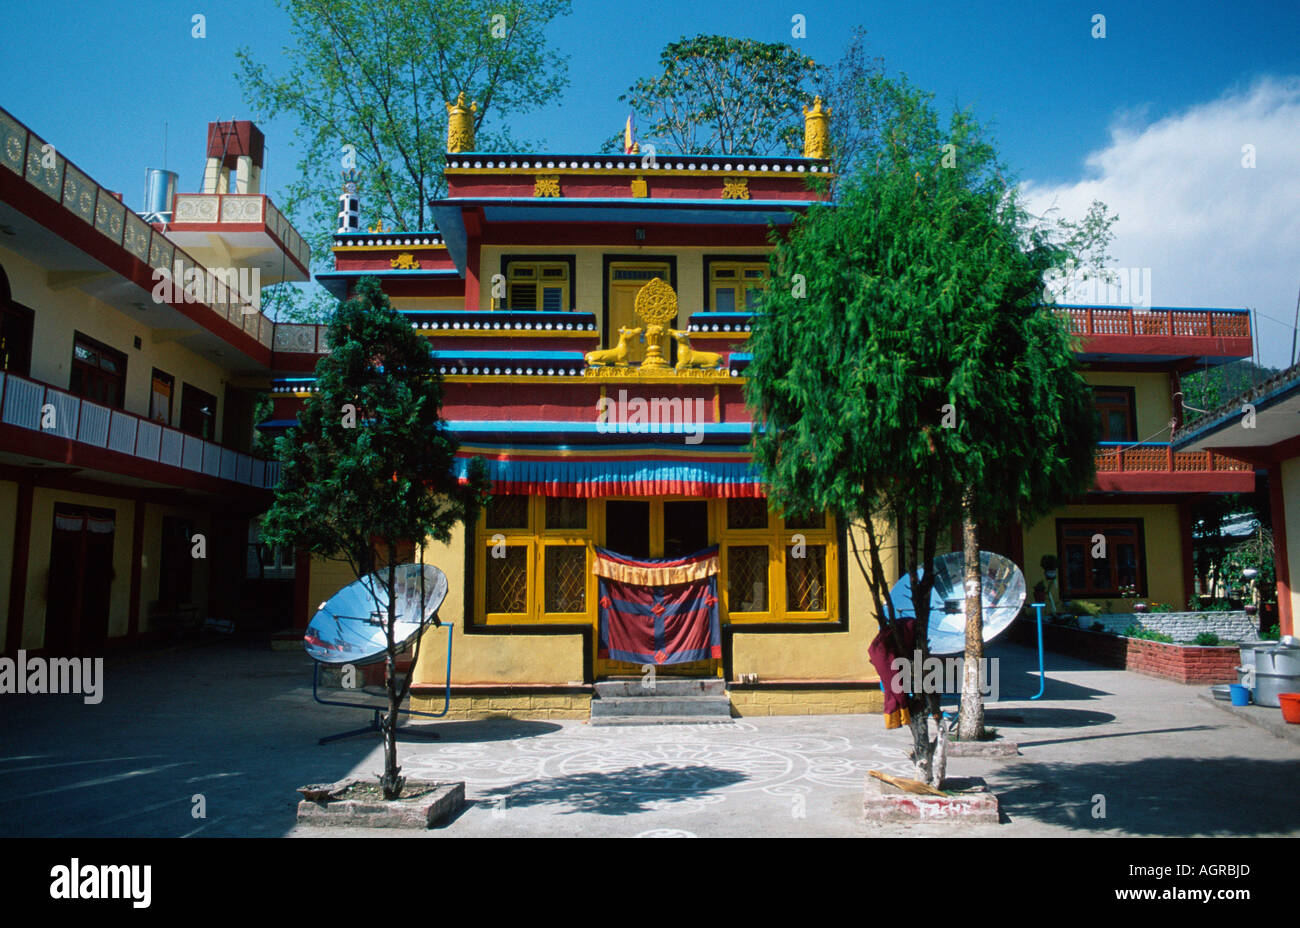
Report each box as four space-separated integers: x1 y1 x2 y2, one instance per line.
0 637 1296 837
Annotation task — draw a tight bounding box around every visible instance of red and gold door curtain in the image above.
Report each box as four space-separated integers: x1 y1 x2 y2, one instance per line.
595 546 723 666
453 446 764 498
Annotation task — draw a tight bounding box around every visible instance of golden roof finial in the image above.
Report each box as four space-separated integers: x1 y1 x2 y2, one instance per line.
802 95 831 160
446 92 478 153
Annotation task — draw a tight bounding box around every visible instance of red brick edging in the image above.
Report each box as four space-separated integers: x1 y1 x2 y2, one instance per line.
1009 619 1239 684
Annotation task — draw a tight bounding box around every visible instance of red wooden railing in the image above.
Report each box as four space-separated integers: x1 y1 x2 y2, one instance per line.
1094 444 1252 474
1055 306 1251 339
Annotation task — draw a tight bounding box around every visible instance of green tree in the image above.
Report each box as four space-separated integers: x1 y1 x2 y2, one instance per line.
262 277 488 798
746 76 1098 782
237 0 571 319
603 35 824 156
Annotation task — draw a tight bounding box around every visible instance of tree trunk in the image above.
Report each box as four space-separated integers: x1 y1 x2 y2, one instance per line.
958 494 985 741
380 545 404 800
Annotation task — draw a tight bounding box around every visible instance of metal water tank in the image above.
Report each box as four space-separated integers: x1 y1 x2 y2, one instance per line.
144 168 178 221
1252 646 1300 708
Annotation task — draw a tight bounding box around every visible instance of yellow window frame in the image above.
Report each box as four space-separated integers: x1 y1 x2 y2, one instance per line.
473 495 835 625
709 261 770 313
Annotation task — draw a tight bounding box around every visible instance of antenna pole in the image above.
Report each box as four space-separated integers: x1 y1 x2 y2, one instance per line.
1291 282 1300 367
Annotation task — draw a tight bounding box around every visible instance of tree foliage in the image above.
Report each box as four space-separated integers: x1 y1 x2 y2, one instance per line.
237 0 571 318
603 35 823 156
745 75 1100 780
261 277 488 796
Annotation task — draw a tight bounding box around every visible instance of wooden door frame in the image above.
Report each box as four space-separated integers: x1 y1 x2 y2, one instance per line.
601 254 678 346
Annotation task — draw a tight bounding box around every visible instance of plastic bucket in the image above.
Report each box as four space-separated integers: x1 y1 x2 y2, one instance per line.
1279 693 1300 724
1229 684 1251 706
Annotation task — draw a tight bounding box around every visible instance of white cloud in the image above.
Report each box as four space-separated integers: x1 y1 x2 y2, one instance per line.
1021 76 1300 368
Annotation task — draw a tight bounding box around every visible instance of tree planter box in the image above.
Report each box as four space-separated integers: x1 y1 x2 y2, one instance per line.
863 776 1000 824
1008 619 1239 684
296 778 465 829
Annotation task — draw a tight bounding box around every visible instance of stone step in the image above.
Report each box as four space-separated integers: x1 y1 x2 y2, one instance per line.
589 695 732 717
589 715 737 727
594 677 726 698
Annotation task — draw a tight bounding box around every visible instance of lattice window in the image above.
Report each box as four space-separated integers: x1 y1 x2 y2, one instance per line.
544 545 586 613
545 496 586 530
726 498 768 530
786 545 827 612
485 546 529 613
485 495 529 529
783 510 825 531
727 546 769 612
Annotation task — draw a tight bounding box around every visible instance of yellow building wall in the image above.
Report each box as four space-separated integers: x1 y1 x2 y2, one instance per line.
1279 457 1300 628
21 488 135 647
1083 370 1174 442
401 514 889 716
0 480 15 645
1021 502 1186 612
475 245 773 335
1 244 236 439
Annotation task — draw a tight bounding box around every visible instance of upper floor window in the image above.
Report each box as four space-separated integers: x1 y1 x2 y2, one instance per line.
70 333 126 409
0 302 33 376
150 369 174 425
1059 519 1145 598
505 261 569 311
709 261 768 312
1092 386 1136 442
180 383 217 441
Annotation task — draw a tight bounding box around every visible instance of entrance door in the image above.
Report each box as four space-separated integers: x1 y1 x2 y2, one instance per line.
606 263 671 365
44 505 115 654
596 498 719 678
604 500 650 559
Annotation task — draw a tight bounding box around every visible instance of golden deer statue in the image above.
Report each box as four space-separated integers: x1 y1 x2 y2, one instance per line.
585 326 643 367
668 329 722 372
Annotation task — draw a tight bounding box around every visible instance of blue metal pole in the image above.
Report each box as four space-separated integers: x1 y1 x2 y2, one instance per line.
1030 602 1047 699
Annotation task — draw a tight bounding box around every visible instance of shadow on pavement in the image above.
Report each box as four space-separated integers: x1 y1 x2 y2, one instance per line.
477 762 747 816
992 756 1300 836
986 707 1117 728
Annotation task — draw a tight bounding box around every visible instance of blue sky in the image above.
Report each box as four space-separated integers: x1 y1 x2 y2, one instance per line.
1 0 1297 361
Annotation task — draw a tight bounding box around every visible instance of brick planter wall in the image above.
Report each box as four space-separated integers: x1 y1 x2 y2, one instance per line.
1008 618 1239 684
1087 611 1257 643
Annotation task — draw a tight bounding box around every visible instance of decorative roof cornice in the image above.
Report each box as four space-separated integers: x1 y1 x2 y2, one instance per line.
444 153 833 176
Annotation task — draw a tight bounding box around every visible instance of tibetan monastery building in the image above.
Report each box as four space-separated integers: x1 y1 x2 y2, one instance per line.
262 97 1261 719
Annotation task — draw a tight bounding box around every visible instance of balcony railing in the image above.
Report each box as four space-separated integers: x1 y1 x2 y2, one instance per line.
172 193 311 271
0 371 279 490
1094 442 1252 474
0 105 275 352
1056 306 1251 339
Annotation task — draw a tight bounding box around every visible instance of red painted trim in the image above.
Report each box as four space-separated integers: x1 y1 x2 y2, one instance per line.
271 353 322 373
0 422 271 503
127 498 145 637
1077 333 1252 360
5 481 33 653
446 176 821 201
1093 471 1256 494
1269 463 1292 636
480 222 776 248
0 463 258 511
0 168 272 366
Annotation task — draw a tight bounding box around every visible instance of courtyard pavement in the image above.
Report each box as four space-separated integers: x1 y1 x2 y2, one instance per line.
0 636 1297 837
